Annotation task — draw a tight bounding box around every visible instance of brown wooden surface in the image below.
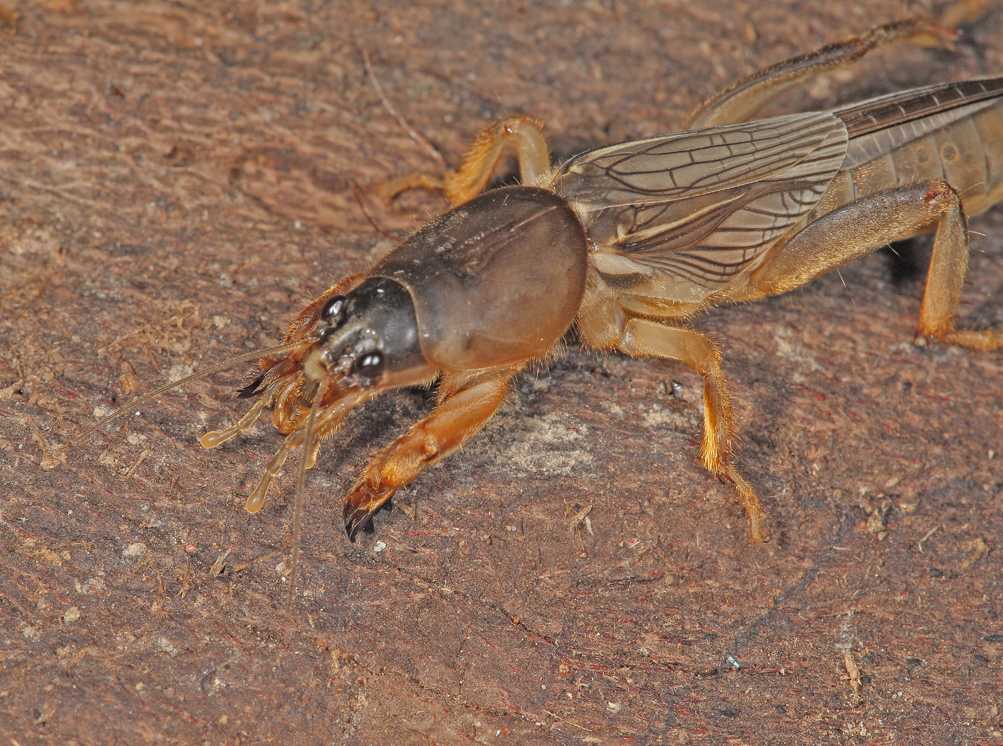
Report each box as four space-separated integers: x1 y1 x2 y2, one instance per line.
2 1 1002 743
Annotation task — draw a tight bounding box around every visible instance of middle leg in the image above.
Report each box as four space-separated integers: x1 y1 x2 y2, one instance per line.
579 297 767 542
375 115 551 207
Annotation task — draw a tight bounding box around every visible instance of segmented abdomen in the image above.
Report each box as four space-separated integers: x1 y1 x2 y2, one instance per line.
821 78 1003 217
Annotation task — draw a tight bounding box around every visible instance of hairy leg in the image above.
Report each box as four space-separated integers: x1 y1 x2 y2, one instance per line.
579 293 767 542
375 116 550 206
686 16 959 128
742 180 1002 350
342 366 519 538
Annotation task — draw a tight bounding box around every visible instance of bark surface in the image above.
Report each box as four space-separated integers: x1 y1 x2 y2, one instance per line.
1 1 1001 742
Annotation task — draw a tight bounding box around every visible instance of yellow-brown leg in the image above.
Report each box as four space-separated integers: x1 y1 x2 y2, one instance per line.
578 294 767 542
342 366 519 538
742 180 1002 350
375 115 550 207
686 16 959 128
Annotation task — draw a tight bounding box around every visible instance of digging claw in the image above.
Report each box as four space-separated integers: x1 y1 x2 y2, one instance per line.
343 503 376 541
343 479 395 540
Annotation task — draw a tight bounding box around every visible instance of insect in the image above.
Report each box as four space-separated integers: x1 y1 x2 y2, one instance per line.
96 14 1001 575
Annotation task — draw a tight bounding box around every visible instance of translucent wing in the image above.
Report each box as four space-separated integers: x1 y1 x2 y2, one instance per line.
835 77 1003 141
557 111 848 289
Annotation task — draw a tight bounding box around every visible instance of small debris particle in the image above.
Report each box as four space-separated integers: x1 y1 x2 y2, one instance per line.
21 625 40 641
863 498 893 538
156 636 178 656
373 540 387 554
168 364 194 381
209 549 230 576
26 417 65 470
122 448 150 478
916 525 940 552
843 650 862 701
33 702 54 725
607 702 622 714
123 542 147 559
75 577 105 595
568 503 593 535
62 606 81 624
726 655 742 670
959 537 989 571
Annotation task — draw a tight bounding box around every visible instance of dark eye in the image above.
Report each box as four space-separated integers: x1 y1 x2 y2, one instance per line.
354 351 384 378
321 295 346 322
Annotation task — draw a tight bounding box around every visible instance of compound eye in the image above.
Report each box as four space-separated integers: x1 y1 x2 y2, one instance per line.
354 351 384 379
320 295 346 322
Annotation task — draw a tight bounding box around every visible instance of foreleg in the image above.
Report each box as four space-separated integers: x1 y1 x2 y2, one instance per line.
342 366 519 538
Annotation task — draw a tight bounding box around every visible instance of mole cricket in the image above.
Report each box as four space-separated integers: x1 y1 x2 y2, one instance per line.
94 13 1002 583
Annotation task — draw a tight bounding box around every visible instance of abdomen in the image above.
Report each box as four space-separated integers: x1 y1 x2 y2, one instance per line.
818 78 1003 220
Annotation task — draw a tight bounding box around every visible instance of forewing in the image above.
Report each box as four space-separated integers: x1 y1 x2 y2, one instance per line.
559 112 848 289
559 111 846 206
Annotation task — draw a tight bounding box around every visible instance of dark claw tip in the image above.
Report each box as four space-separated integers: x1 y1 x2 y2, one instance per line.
343 504 374 542
236 370 268 399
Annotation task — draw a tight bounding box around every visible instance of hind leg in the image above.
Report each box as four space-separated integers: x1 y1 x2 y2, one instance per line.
686 15 960 128
741 181 1002 350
